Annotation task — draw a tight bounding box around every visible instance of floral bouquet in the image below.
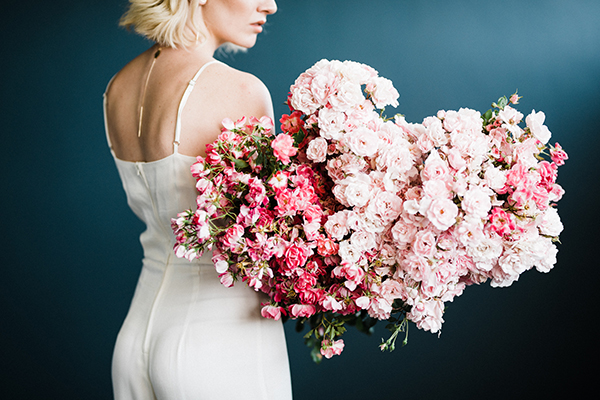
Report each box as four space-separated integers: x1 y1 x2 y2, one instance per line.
172 59 567 361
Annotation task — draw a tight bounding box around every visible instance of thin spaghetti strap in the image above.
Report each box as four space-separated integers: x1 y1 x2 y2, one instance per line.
103 74 117 156
173 60 222 153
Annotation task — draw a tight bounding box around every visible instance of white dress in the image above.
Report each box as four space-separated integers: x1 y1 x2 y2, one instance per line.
103 60 293 400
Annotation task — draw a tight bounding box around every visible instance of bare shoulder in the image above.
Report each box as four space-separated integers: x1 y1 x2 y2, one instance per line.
201 62 274 120
105 50 152 98
178 61 275 157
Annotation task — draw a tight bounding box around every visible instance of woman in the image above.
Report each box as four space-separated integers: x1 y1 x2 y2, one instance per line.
103 1 292 399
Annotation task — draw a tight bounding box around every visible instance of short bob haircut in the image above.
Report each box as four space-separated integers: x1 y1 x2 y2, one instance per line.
120 0 202 49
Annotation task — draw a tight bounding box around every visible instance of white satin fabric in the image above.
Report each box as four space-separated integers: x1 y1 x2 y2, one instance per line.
104 61 293 400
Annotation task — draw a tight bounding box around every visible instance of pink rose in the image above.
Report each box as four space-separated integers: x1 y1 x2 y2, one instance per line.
548 183 565 202
536 160 558 188
271 134 298 164
190 159 207 178
285 242 313 269
303 204 323 224
267 170 289 190
219 272 234 287
222 224 245 253
261 305 283 320
290 304 316 318
487 207 516 237
320 339 345 359
549 143 568 166
321 296 343 312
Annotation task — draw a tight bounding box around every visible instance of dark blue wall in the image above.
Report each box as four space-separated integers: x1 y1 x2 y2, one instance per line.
2 0 598 398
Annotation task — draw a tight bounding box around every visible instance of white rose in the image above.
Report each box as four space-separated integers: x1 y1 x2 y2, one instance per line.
350 230 377 252
498 248 528 276
317 107 346 140
337 240 361 263
466 235 503 271
526 110 551 144
369 76 399 108
538 207 564 237
535 238 558 273
483 166 507 191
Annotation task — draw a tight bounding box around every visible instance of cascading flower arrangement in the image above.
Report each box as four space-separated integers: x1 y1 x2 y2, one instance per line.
172 59 567 361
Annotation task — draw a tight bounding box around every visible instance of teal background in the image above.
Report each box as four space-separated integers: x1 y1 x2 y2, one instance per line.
2 0 599 398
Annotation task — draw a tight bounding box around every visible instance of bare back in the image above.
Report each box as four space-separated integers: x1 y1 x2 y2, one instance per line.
104 45 275 163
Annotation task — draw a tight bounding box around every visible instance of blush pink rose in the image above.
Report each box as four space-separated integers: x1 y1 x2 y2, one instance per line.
412 229 437 258
344 126 379 157
365 190 403 224
461 187 492 219
422 151 450 182
324 211 350 240
290 85 318 115
426 198 459 231
306 137 328 163
368 76 399 108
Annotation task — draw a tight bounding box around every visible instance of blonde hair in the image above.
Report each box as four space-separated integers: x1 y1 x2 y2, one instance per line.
120 0 202 49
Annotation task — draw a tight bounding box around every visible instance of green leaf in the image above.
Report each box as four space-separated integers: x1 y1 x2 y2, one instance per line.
494 95 508 110
293 128 306 147
310 347 323 364
483 109 493 122
233 158 249 170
